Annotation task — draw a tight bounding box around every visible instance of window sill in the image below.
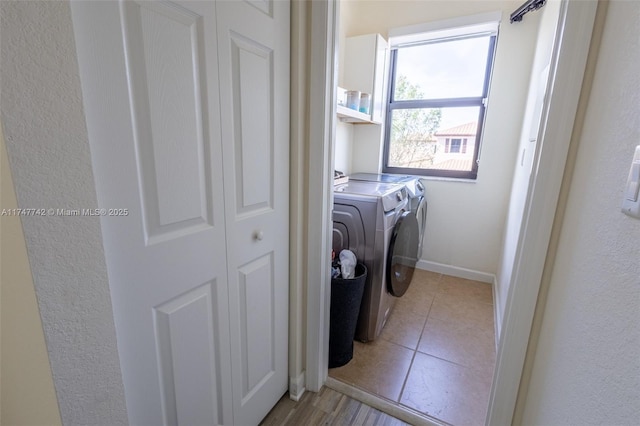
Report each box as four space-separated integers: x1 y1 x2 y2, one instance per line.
419 176 477 183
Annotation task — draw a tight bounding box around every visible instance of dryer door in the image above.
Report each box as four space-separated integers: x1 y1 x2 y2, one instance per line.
387 211 419 297
415 196 428 259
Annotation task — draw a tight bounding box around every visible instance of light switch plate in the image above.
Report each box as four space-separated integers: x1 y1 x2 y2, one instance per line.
622 145 640 219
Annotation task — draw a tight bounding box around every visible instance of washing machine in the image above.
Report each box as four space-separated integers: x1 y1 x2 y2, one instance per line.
349 173 428 259
332 181 420 342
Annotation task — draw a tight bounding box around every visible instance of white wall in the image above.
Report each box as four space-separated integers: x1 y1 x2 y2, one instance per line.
335 121 354 174
339 1 542 275
520 1 640 423
352 124 385 174
495 0 560 334
0 2 127 423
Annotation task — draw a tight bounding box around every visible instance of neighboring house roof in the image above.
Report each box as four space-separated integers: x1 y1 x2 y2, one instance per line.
430 158 474 171
435 121 477 137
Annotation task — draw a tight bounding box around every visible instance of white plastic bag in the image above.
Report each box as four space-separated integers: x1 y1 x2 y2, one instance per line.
339 249 357 279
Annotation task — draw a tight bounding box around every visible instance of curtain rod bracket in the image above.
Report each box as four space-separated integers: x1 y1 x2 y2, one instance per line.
510 0 547 23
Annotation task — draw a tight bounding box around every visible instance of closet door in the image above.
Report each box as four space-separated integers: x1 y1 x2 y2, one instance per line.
215 1 290 424
73 1 233 423
71 1 288 424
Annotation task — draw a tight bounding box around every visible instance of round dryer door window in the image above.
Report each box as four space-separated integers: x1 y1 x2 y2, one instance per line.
386 211 419 297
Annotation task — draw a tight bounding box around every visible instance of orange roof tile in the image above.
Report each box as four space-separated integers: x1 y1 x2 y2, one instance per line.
429 158 474 171
435 122 477 136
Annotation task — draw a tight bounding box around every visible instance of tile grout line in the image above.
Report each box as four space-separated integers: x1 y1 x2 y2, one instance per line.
396 272 442 406
327 271 496 425
417 273 498 377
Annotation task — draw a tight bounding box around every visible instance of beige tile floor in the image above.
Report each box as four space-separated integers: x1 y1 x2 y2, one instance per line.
329 269 496 426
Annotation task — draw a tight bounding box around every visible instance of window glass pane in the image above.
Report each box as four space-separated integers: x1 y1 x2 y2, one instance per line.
393 36 490 100
387 106 479 171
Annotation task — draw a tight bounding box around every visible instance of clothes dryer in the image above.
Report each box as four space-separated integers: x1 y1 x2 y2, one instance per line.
333 181 419 342
349 173 427 259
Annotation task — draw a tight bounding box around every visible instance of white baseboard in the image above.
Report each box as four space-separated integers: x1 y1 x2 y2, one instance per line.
417 260 495 283
289 371 306 402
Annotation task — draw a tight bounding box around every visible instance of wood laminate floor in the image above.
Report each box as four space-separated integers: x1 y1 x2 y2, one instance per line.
260 386 410 426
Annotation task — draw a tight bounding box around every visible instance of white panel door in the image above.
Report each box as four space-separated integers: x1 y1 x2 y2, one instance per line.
71 1 289 425
72 1 232 424
215 1 290 424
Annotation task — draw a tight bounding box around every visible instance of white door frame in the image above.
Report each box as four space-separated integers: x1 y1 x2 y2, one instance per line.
304 0 339 392
304 1 598 424
486 1 598 423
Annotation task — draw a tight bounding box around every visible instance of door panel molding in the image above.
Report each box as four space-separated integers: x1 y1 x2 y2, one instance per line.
237 253 276 399
122 1 214 245
153 281 222 425
246 0 274 18
228 32 274 216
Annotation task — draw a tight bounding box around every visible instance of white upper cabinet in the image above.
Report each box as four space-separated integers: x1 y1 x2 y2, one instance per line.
341 34 389 124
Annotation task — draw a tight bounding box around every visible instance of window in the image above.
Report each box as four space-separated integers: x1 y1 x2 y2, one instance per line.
447 138 466 154
383 19 498 179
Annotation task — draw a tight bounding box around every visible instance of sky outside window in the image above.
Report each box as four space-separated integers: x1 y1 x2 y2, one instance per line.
394 36 490 99
393 36 490 129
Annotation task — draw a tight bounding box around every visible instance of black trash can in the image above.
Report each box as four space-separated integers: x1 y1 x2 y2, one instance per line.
329 263 367 368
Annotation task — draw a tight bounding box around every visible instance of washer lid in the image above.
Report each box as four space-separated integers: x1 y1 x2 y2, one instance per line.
334 181 407 212
350 173 425 198
387 211 419 297
349 173 407 183
334 180 401 196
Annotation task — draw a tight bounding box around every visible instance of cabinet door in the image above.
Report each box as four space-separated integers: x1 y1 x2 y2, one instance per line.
343 34 389 123
215 1 290 424
371 34 389 124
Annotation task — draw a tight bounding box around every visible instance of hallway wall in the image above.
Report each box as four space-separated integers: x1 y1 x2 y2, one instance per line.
0 1 127 423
